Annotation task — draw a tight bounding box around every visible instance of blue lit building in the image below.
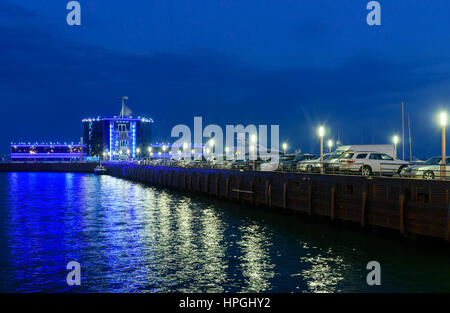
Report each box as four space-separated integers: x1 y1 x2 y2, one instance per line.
10 143 85 162
82 116 153 160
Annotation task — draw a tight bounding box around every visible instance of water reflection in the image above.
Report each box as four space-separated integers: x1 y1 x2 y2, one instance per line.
1 173 450 292
198 206 227 292
296 243 348 293
238 223 275 292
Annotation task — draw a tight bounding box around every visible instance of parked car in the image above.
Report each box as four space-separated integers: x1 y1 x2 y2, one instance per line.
322 150 347 173
260 154 295 171
339 151 409 176
297 153 331 172
280 154 317 172
400 156 450 179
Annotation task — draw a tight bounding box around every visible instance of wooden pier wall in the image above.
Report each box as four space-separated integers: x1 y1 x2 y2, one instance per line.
104 163 450 242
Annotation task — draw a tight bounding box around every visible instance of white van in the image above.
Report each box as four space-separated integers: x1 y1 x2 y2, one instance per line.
336 145 394 156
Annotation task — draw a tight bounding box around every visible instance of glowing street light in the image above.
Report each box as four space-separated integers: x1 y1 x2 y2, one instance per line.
440 112 447 127
393 135 399 159
136 147 140 159
318 126 325 162
318 126 325 137
282 142 287 154
327 140 333 153
440 112 447 179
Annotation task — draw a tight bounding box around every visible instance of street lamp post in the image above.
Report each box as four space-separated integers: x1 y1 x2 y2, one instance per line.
282 143 287 155
393 136 399 160
440 112 447 179
327 140 333 153
318 127 325 162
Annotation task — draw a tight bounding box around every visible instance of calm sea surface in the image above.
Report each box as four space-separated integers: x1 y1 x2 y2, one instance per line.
0 172 449 293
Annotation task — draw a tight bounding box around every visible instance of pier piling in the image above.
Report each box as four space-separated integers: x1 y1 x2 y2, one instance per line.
104 163 450 243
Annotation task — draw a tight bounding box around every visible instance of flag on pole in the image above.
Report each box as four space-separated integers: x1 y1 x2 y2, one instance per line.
122 96 129 100
120 105 132 117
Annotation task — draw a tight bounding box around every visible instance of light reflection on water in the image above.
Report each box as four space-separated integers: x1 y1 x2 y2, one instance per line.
238 224 275 292
0 172 450 293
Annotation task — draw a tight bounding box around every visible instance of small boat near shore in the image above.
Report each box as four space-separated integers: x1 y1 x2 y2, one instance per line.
94 165 107 175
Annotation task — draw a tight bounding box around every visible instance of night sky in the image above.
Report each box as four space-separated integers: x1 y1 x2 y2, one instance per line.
2 0 450 158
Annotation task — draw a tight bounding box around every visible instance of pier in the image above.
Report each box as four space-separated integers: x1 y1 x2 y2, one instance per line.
104 162 450 242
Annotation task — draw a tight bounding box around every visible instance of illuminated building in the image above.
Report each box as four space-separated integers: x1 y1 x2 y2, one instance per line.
82 116 153 160
10 143 85 162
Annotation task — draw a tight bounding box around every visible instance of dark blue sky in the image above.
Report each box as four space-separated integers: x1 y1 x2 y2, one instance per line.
1 0 450 157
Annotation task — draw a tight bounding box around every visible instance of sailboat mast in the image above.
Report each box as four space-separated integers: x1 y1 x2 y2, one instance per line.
402 100 405 160
408 115 412 161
